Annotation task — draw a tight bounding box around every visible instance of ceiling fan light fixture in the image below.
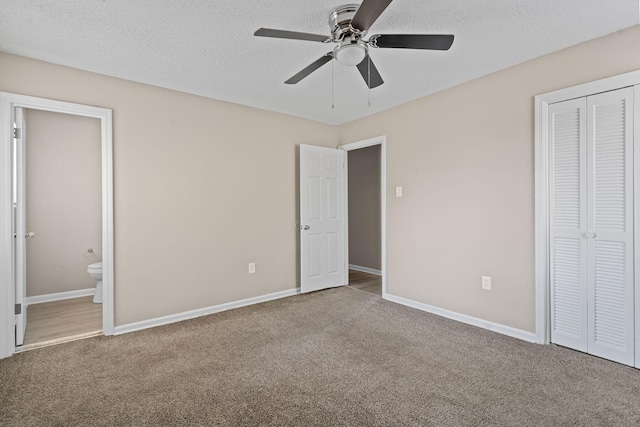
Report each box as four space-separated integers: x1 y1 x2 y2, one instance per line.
334 43 366 66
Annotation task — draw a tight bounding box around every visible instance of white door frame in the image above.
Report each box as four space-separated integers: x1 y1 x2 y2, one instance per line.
0 92 114 359
534 70 640 350
635 84 640 368
14 107 27 346
339 135 387 296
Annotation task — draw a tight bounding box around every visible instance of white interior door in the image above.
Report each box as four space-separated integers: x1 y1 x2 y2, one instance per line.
13 107 27 346
300 144 346 293
586 87 634 366
549 88 635 366
549 97 589 352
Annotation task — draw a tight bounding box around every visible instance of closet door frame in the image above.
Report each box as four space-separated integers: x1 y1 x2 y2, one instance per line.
635 84 640 367
535 70 640 368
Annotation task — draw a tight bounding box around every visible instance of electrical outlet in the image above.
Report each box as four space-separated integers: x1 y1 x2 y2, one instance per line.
248 263 256 274
481 276 492 291
396 186 403 197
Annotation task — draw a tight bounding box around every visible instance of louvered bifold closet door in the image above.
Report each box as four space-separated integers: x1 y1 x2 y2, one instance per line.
549 98 589 352
586 87 635 366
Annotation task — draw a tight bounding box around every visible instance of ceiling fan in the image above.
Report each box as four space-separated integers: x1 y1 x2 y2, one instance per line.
254 0 454 89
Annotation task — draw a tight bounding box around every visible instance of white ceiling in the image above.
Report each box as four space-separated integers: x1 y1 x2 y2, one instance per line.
1 1 638 125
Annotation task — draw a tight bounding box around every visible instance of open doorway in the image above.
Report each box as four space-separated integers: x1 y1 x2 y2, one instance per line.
341 136 386 296
346 144 382 295
0 92 114 359
298 136 386 295
18 109 103 350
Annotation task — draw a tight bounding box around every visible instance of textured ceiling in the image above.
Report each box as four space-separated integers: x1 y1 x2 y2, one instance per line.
0 1 638 125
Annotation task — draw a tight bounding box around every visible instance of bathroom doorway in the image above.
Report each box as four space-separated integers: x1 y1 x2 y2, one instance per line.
18 108 102 349
0 93 114 359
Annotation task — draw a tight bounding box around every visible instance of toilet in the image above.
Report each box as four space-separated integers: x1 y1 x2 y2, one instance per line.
87 261 103 304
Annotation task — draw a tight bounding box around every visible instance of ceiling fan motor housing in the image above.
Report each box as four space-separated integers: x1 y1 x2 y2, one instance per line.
329 4 361 41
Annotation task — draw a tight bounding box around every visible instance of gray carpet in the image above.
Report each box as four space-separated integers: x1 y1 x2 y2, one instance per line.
1 287 640 426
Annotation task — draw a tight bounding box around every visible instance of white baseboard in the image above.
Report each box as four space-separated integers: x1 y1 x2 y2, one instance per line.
26 288 95 306
383 293 537 344
114 288 300 335
348 264 382 276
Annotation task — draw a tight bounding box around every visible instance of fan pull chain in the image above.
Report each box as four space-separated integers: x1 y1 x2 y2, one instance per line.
331 58 335 109
367 55 371 107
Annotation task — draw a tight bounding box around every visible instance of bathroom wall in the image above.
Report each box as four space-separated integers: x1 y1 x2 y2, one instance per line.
348 145 381 271
25 109 102 297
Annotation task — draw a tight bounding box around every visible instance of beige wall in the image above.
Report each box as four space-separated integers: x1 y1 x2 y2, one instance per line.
25 109 101 296
339 25 640 332
0 52 339 325
348 145 381 270
2 24 640 332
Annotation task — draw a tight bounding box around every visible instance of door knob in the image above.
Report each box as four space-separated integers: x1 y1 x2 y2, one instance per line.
583 232 597 238
300 225 310 230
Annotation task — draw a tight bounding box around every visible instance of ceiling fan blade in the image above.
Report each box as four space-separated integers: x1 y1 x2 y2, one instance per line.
254 28 331 43
285 54 333 84
370 34 454 50
350 0 393 33
356 55 384 89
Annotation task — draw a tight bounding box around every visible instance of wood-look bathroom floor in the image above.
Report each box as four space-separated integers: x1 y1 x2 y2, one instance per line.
21 296 102 350
348 269 382 295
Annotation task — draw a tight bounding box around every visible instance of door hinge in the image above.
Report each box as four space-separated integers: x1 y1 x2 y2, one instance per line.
15 303 21 315
13 128 21 139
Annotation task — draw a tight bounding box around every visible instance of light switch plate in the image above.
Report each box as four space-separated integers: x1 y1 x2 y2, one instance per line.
396 186 403 197
249 263 256 274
